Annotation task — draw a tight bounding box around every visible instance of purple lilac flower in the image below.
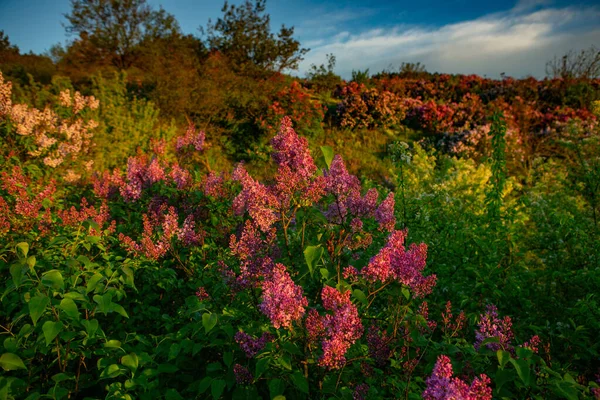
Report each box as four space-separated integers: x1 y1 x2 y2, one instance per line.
353 383 370 400
367 325 392 368
318 286 363 369
233 364 253 385
375 192 396 232
474 304 514 352
259 263 308 329
234 331 273 358
423 355 492 400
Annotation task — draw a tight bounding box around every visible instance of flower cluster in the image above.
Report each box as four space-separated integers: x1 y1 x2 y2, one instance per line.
176 124 205 153
233 364 253 385
367 325 392 368
234 331 273 358
259 263 308 329
474 304 514 352
0 72 98 168
312 286 364 369
423 355 492 400
361 230 436 297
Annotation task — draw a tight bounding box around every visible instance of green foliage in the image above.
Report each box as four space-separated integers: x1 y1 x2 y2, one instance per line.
90 71 177 170
203 0 308 76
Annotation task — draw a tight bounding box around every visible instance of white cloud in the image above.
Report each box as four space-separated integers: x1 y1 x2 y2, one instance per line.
297 4 600 79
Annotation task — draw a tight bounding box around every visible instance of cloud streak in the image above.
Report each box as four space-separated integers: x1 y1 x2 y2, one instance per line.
298 4 600 79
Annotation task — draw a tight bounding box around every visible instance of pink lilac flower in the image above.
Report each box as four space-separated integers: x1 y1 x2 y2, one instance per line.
367 325 392 368
375 192 396 232
522 335 541 354
325 155 361 200
234 332 273 358
361 230 435 298
204 171 225 198
146 158 165 184
271 116 317 180
347 188 378 217
232 163 278 232
318 286 363 369
423 355 492 400
305 308 324 343
259 263 308 329
353 383 370 400
176 124 205 152
343 266 359 282
474 304 514 352
178 215 203 246
229 220 277 287
195 287 210 301
170 163 191 189
233 364 253 385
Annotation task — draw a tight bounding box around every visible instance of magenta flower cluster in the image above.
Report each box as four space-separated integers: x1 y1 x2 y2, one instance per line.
176 124 205 152
423 355 492 400
474 304 514 352
234 331 273 358
361 229 436 297
367 325 392 367
259 263 308 329
312 286 364 369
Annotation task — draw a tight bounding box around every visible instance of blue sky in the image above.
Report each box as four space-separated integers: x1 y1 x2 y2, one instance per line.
1 0 599 78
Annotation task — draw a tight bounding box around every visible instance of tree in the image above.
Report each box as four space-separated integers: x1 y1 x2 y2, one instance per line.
202 0 308 76
546 46 600 80
64 0 180 69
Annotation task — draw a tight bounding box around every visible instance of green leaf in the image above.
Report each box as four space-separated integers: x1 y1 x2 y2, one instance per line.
211 379 226 400
290 371 309 394
495 368 515 392
26 256 36 269
497 350 511 369
100 364 123 379
202 313 218 333
319 268 329 280
82 319 99 337
255 357 269 378
401 287 411 300
303 245 323 277
59 298 80 320
278 354 292 370
111 303 129 318
223 351 233 368
198 377 213 394
86 273 104 293
104 340 122 349
121 353 138 372
165 389 184 400
42 270 64 291
42 321 63 346
352 289 367 305
29 295 50 326
93 293 112 314
320 146 334 169
16 242 29 258
0 353 27 371
269 379 285 398
509 358 531 386
9 263 28 287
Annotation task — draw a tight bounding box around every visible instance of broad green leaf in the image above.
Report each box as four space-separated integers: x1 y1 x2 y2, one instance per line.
0 353 27 371
165 389 184 400
42 270 64 291
100 364 123 379
401 287 410 300
16 242 29 258
121 353 138 372
320 146 334 169
42 321 63 346
26 256 36 269
82 319 99 337
223 351 233 368
352 289 367 305
111 303 129 318
59 298 80 320
29 295 50 326
211 379 226 400
3 338 17 353
198 377 213 394
104 340 122 349
497 350 511 369
495 368 515 392
509 358 531 386
269 379 285 398
320 268 329 279
86 273 104 293
255 357 269 378
202 313 218 333
303 245 323 277
93 293 112 314
290 371 309 394
9 263 28 287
